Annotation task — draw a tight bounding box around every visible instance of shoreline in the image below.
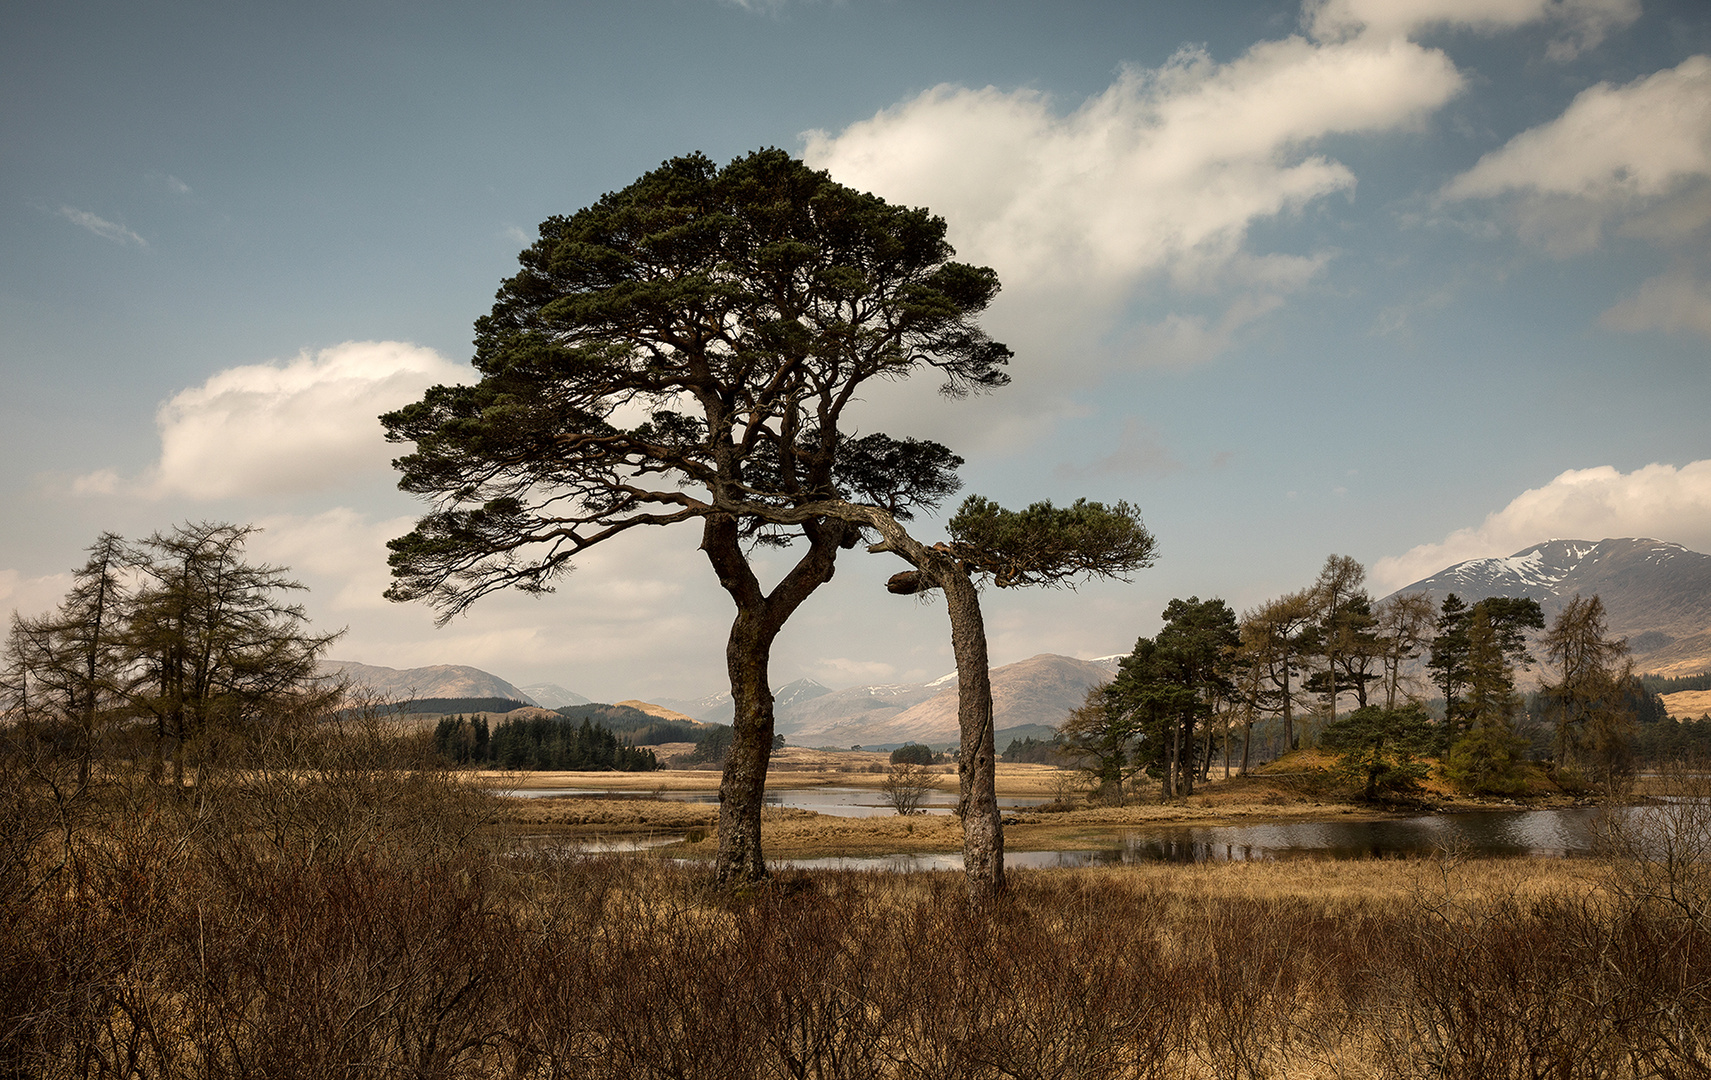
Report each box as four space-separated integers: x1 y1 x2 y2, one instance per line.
481 758 1616 859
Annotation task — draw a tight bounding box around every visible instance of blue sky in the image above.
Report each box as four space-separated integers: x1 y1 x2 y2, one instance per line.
4 0 1709 700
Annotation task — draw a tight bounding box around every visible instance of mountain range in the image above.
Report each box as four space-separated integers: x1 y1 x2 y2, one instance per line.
517 683 591 708
322 660 541 705
329 536 1711 741
1386 537 1711 677
660 654 1119 748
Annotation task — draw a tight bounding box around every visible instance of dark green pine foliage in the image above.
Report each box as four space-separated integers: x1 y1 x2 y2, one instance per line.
381 148 1004 618
432 715 490 764
1321 704 1435 800
435 715 658 771
1441 607 1533 795
1100 597 1238 798
1427 594 1544 748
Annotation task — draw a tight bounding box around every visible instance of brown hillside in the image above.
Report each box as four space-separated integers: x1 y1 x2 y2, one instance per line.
614 699 699 723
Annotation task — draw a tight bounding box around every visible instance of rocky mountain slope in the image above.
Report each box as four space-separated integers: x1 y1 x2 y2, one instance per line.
782 654 1118 748
645 655 1119 747
1385 538 1711 676
322 660 539 704
518 683 591 708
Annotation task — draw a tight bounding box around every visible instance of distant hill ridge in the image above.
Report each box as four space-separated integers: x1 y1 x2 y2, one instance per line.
647 653 1120 749
1386 537 1711 677
323 660 540 705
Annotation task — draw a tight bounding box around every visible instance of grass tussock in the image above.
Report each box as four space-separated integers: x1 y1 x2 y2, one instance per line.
9 734 1711 1080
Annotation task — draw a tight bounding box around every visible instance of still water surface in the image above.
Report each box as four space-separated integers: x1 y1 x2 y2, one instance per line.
775 808 1610 871
510 785 1052 817
543 806 1619 868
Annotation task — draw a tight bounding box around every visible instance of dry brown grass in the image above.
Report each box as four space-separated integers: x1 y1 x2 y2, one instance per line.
10 711 1711 1080
1663 689 1711 720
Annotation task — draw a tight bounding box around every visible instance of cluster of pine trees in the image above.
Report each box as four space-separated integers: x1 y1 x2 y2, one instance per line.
432 714 659 771
1062 554 1668 801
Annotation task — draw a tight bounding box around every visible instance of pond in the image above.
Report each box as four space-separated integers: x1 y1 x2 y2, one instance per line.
773 807 1616 871
508 784 1054 818
531 807 1629 866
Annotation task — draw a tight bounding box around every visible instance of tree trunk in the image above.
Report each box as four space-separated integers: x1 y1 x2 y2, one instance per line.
715 497 1008 903
716 607 777 885
939 570 1004 904
1163 721 1177 800
703 514 848 887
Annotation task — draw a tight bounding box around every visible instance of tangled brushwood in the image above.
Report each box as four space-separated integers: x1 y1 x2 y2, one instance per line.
8 738 1711 1080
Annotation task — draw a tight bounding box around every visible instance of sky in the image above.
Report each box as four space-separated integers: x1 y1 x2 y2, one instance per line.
4 0 1710 702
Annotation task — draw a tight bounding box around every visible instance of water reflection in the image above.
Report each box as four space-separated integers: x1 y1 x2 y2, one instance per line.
1116 810 1605 862
775 808 1611 871
507 785 1052 818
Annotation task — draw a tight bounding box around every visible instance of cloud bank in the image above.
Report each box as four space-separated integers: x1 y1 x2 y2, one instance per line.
0 568 75 621
1602 268 1711 339
84 341 469 500
1307 0 1640 58
806 36 1461 309
1442 55 1711 255
1372 460 1711 590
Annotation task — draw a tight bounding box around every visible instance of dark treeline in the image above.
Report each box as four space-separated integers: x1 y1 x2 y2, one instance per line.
363 697 532 718
403 701 530 718
1001 735 1065 765
433 714 659 771
553 703 707 746
1640 671 1711 695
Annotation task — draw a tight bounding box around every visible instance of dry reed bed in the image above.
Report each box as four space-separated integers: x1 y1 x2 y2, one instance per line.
8 765 1711 1080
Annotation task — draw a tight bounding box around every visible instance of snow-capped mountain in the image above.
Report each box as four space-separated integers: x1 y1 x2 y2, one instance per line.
652 689 734 721
1386 538 1711 675
645 654 1117 746
774 678 833 713
518 683 592 709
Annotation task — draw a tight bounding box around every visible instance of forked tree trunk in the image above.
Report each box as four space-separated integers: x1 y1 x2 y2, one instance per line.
704 514 848 887
720 497 1009 904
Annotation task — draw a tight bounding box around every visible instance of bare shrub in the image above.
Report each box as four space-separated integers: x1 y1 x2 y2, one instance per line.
1597 759 1711 931
881 762 936 815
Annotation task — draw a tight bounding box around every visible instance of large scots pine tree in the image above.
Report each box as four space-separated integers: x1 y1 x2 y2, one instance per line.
382 150 1009 885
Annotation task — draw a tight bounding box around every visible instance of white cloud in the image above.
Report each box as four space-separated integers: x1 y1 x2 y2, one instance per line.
0 568 74 621
83 341 470 500
1442 56 1711 253
1601 268 1711 339
285 509 733 699
58 205 146 247
799 30 1474 457
1372 461 1711 591
1307 0 1639 58
802 30 1462 448
249 508 419 612
807 39 1458 301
